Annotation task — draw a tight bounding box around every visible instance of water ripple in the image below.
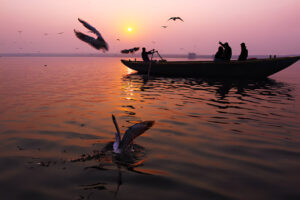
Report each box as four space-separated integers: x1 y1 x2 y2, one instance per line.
0 57 300 200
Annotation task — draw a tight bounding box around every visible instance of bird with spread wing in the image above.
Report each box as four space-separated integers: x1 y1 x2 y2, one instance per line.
112 115 154 154
168 17 184 22
121 47 140 54
74 18 108 51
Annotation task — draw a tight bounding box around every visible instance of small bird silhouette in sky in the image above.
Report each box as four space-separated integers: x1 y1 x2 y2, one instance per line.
168 17 184 22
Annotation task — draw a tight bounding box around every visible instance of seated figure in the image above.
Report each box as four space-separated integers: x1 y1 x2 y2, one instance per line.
238 43 248 61
214 46 224 61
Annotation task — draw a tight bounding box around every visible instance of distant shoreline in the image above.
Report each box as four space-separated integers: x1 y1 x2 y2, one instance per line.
0 53 212 58
0 53 298 59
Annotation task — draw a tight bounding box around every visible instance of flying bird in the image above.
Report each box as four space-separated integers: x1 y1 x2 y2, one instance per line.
161 26 168 28
116 38 120 41
121 47 140 54
121 49 130 54
168 17 184 22
112 115 154 154
57 32 64 35
74 18 108 51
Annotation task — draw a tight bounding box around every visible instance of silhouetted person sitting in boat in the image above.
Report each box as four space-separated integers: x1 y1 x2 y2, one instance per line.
214 46 224 61
142 47 154 62
238 43 248 61
219 41 232 61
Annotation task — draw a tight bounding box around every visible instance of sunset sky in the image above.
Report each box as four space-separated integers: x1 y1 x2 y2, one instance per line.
0 0 299 55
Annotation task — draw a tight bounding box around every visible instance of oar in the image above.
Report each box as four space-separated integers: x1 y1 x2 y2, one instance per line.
156 50 165 61
147 51 154 79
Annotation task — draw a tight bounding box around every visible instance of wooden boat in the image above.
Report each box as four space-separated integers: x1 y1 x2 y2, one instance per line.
121 56 300 78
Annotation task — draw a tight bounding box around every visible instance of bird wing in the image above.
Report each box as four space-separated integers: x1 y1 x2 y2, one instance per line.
177 17 184 21
74 29 96 44
119 121 155 150
121 47 139 54
168 17 175 21
78 18 104 40
74 29 108 50
121 49 130 54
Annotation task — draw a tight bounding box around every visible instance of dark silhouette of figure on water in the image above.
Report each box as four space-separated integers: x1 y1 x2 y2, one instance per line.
219 41 232 61
142 47 153 62
238 43 248 61
214 46 224 61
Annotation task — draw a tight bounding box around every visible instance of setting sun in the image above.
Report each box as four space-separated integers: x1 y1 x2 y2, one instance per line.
127 27 132 32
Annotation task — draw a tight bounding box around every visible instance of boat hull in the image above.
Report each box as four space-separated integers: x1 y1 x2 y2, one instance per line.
121 56 300 78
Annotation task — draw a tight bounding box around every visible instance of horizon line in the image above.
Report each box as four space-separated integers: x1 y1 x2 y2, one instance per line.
1 53 299 59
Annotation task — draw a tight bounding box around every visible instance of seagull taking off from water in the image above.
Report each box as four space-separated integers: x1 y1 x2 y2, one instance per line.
112 115 154 154
74 18 108 51
168 17 184 22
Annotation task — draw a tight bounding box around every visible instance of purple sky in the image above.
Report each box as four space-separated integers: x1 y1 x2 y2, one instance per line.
1 0 299 55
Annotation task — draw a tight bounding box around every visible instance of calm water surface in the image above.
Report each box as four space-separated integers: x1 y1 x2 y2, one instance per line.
0 57 300 200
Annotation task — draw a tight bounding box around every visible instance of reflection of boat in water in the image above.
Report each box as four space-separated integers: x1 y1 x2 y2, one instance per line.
121 56 300 78
122 74 294 101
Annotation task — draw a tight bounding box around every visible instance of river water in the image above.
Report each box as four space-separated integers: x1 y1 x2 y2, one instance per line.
0 57 299 200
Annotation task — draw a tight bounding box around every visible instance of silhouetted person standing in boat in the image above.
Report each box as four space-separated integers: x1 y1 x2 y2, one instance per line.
219 41 232 61
214 46 224 61
142 47 153 62
238 43 248 61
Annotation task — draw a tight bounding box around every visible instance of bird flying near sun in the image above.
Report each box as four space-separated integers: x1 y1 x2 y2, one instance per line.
168 17 184 22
